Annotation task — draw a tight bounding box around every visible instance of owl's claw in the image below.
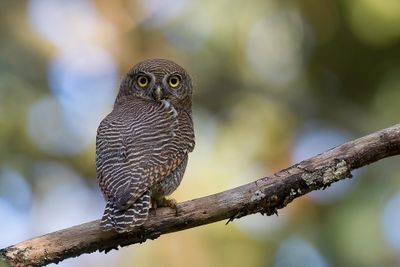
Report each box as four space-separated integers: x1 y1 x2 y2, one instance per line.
151 199 158 215
156 197 180 216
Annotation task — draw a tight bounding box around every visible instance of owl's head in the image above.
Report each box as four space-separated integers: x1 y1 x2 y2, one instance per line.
117 59 193 110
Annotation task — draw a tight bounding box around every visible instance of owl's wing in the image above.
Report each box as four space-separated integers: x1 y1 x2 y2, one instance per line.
96 116 131 206
96 100 194 210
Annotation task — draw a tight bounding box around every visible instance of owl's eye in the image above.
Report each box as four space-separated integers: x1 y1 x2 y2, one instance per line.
168 75 181 88
137 75 149 87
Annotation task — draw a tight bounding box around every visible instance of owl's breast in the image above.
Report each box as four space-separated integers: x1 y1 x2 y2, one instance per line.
116 99 181 162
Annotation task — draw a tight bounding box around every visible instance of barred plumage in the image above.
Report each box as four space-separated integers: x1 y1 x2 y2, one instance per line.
96 59 195 233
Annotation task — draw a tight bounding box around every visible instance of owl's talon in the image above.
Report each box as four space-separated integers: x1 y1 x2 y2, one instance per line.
157 197 177 208
156 197 179 215
151 200 158 215
174 205 182 216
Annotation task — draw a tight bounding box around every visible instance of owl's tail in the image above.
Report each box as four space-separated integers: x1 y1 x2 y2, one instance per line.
100 191 150 233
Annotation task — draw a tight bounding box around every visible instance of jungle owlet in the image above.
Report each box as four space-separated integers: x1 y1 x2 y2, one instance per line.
96 59 195 233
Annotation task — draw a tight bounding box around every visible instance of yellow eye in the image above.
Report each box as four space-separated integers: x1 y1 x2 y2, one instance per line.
137 75 149 87
168 75 181 88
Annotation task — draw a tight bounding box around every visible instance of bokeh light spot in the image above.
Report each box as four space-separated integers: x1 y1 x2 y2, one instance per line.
48 47 117 146
346 0 400 46
373 68 400 128
274 236 329 267
27 0 113 50
139 0 190 28
28 96 85 155
0 199 32 247
0 168 32 212
32 161 103 234
246 9 305 86
381 192 400 251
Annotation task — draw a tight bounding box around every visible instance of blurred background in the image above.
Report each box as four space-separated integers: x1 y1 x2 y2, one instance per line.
0 0 400 266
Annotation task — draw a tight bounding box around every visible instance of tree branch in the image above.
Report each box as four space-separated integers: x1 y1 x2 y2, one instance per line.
1 124 400 267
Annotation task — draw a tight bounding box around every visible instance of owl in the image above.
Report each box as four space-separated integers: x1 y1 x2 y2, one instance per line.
96 59 195 233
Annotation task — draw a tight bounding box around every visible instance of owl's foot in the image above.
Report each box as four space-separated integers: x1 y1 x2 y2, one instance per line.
155 197 180 215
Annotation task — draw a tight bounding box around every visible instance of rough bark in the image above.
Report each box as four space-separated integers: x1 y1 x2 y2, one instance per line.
1 124 400 267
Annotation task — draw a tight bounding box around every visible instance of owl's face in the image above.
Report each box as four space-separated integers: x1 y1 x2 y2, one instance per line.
118 59 193 109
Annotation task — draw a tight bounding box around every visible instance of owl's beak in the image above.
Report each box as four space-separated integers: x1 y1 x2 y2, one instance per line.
153 86 163 101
